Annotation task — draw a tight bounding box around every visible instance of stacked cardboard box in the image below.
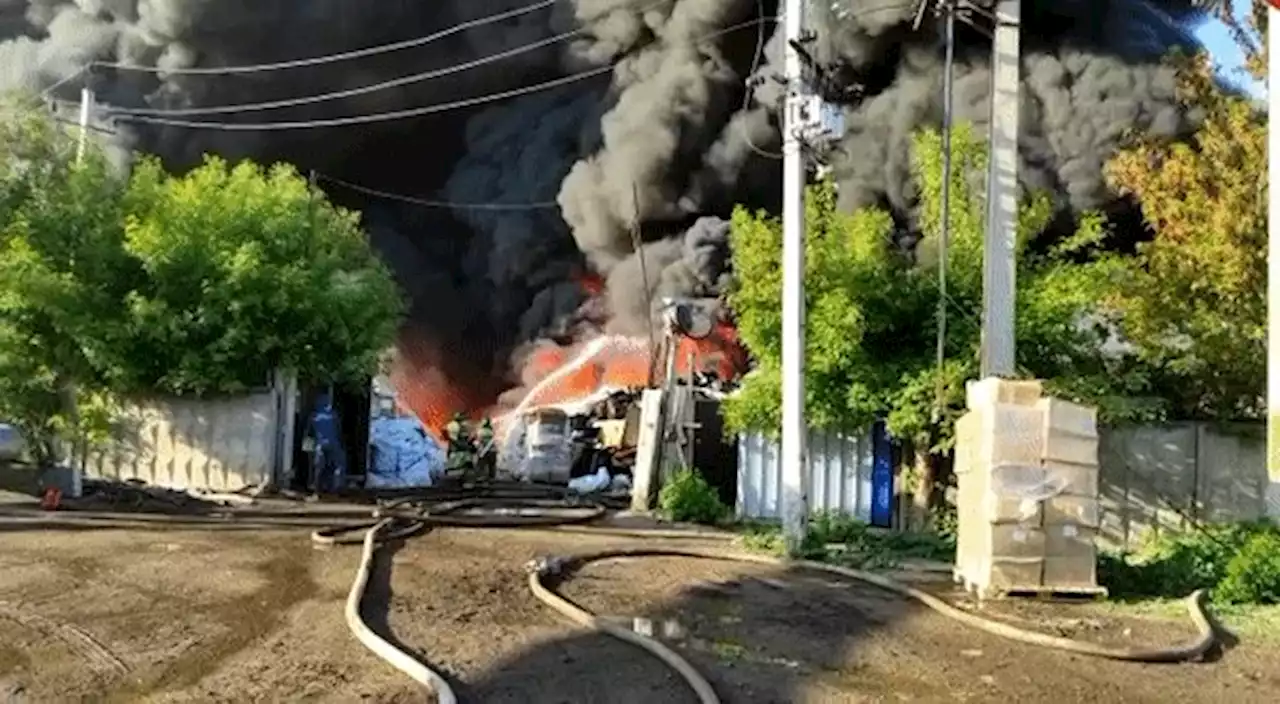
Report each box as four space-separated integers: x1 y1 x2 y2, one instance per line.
953 378 1105 598
1040 398 1103 589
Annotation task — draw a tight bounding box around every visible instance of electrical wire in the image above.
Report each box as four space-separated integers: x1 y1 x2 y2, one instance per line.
110 17 776 131
105 32 577 117
107 0 717 118
109 1 918 132
113 65 615 130
736 0 918 160
739 0 783 159
316 173 559 211
91 0 560 76
38 65 89 99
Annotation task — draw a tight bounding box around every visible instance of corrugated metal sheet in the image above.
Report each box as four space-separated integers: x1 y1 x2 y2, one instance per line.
79 392 282 493
737 427 875 521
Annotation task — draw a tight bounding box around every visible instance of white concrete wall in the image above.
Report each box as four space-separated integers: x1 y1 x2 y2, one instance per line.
1098 422 1270 550
78 389 288 493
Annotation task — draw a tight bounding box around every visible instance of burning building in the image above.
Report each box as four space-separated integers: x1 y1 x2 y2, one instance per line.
0 1 1206 438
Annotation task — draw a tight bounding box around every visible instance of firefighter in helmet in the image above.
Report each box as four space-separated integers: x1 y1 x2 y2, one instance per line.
474 417 497 481
444 412 474 475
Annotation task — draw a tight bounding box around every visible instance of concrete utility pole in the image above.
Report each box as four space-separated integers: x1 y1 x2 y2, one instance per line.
934 0 957 420
1267 1 1280 520
980 0 1020 378
780 0 811 553
75 87 94 165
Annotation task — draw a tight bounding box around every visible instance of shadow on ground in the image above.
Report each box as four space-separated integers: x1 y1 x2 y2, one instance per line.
458 556 921 703
5 506 1277 704
1 502 916 702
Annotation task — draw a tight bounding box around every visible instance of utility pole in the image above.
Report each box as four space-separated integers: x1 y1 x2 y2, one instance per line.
980 0 1019 378
780 0 811 553
1267 0 1280 520
75 87 94 165
934 0 957 420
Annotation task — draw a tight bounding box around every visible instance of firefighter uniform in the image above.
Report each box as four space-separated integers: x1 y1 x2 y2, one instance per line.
474 418 496 481
444 413 474 475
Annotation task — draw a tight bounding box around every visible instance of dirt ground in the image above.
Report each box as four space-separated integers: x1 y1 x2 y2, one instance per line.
1 504 1278 703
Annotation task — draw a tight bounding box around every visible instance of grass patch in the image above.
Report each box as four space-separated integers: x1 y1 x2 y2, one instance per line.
1098 599 1280 646
1099 520 1280 605
1096 519 1280 644
735 510 955 569
711 639 748 662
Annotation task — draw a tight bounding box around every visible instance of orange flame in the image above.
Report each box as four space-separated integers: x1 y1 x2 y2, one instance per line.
573 270 606 297
513 328 746 411
390 330 499 442
389 275 749 436
511 285 748 412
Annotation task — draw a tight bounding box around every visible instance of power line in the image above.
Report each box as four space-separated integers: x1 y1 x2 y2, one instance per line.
106 31 577 117
740 0 783 159
106 0 686 117
736 0 916 160
38 65 89 99
92 0 559 75
114 65 615 130
111 17 778 131
109 1 921 133
316 173 558 211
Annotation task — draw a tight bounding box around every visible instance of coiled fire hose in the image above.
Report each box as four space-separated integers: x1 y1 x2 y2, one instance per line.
311 484 1217 704
526 548 1219 704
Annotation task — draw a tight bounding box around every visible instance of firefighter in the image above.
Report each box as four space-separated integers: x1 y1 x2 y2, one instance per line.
474 417 497 481
444 412 474 476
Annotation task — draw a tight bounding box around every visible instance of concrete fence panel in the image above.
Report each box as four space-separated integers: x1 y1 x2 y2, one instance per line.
1097 422 1268 551
78 392 282 493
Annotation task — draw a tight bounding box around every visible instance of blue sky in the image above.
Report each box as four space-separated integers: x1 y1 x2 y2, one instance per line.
1194 11 1266 97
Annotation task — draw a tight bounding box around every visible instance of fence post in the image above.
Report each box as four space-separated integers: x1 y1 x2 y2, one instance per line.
272 369 298 490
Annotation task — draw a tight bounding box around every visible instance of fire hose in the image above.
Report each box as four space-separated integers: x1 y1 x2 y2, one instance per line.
310 482 623 704
526 548 1219 704
308 485 1216 704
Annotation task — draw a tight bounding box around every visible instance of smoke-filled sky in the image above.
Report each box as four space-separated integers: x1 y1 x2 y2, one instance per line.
0 0 1209 403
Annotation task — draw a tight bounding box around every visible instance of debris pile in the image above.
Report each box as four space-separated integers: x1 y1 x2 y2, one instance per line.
68 479 241 514
500 364 737 498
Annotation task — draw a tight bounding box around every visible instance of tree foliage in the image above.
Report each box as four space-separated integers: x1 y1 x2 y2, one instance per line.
723 122 1128 449
1102 6 1266 420
0 99 403 464
0 99 132 464
110 157 403 394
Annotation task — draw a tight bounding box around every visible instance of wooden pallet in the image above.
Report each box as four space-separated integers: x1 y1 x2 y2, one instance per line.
953 569 1108 601
971 583 1108 602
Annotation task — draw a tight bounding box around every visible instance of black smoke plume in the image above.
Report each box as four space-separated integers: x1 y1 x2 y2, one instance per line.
0 0 1208 406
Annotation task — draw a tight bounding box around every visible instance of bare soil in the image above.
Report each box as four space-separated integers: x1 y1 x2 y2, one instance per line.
0 506 1277 703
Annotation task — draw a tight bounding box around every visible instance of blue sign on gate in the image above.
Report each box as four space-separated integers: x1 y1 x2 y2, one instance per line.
870 420 894 527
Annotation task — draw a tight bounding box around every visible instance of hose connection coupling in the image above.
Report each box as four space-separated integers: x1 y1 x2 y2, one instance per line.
525 555 566 578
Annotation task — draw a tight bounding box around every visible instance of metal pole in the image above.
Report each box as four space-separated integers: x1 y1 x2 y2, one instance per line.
780 0 810 553
980 0 1020 378
630 182 659 387
1267 3 1280 520
75 87 94 165
934 3 956 420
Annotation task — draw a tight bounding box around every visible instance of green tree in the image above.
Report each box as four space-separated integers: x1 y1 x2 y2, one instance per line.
723 122 1127 522
0 98 133 465
107 156 405 394
1102 7 1266 420
0 101 405 466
